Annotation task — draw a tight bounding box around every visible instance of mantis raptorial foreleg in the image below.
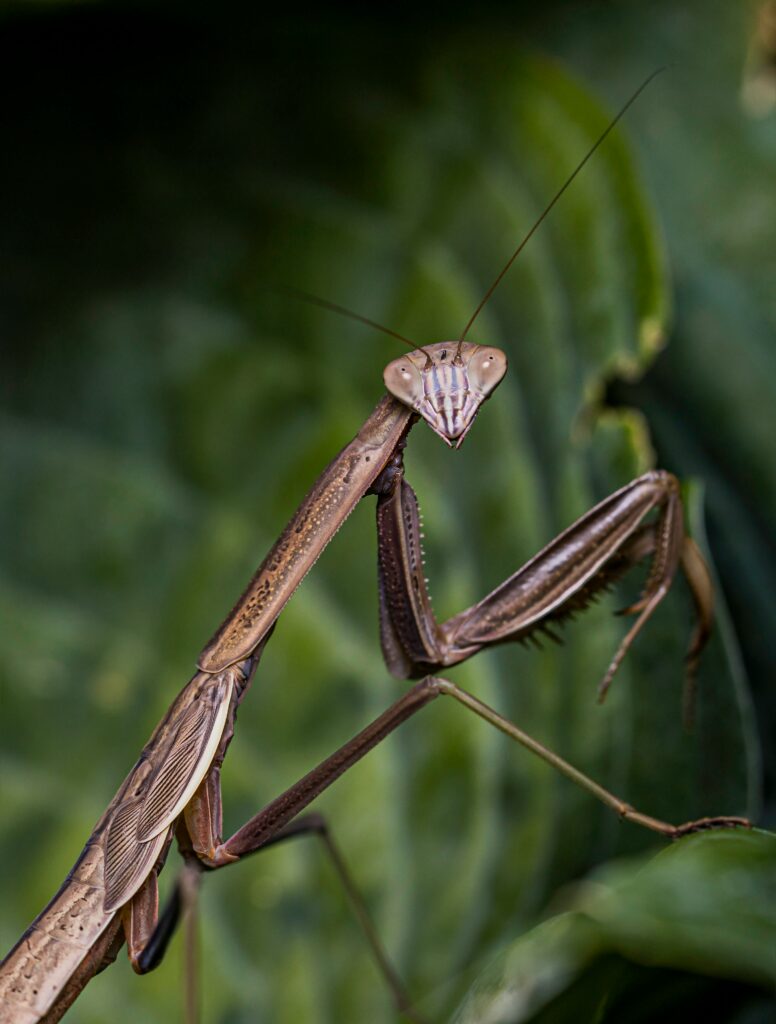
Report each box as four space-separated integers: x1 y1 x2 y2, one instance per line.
375 452 711 706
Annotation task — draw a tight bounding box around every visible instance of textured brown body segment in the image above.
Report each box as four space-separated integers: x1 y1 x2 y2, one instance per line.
199 396 413 672
0 846 112 1023
0 826 169 1023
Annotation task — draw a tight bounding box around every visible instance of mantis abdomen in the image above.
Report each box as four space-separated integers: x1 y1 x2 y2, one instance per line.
0 845 118 1024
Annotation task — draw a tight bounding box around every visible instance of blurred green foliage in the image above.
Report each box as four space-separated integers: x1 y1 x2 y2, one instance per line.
0 2 774 1023
454 829 776 1023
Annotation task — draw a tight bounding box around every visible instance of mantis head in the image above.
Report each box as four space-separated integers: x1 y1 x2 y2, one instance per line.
383 341 507 448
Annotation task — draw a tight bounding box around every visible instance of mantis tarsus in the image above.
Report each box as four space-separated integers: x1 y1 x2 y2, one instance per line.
0 75 751 1024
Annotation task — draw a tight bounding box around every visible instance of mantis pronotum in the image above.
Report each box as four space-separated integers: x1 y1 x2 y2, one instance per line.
0 75 750 1024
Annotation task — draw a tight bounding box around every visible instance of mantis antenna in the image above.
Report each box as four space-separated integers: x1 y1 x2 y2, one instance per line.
289 70 664 366
455 67 666 358
284 286 435 364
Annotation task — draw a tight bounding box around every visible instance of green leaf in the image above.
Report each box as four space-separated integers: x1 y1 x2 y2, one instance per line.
452 829 776 1023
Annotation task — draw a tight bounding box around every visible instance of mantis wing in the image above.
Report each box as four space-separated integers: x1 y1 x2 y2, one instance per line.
103 798 170 913
103 671 234 912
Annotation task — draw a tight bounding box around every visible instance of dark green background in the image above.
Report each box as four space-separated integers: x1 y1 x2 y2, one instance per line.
1 2 774 1022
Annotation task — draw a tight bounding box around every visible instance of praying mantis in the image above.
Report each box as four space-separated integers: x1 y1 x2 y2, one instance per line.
0 75 751 1024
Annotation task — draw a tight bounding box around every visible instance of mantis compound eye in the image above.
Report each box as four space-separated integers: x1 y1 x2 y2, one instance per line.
383 358 424 411
467 346 508 396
